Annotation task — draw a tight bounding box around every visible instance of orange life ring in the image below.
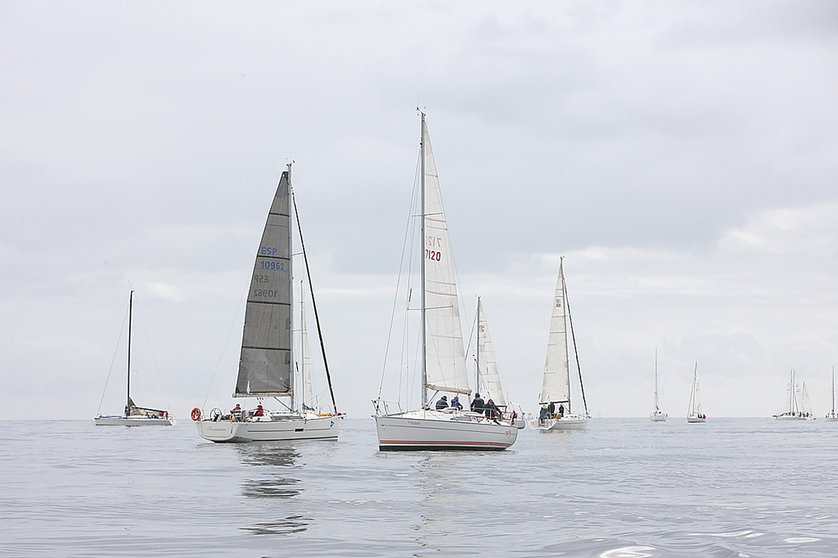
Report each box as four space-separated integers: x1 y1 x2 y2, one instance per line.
190 407 201 421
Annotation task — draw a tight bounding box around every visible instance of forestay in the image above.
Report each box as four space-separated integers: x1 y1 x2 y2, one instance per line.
421 120 470 395
235 172 293 396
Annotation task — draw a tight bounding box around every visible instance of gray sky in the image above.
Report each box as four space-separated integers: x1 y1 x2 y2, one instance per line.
2 1 837 420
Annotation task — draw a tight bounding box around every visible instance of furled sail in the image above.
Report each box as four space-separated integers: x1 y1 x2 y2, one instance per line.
235 171 293 396
422 119 471 395
539 261 570 404
477 299 506 406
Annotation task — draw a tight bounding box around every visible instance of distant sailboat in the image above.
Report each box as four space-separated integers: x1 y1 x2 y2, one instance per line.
193 164 343 442
372 112 519 450
650 348 667 422
476 298 524 429
529 259 590 431
826 366 838 421
686 362 706 423
773 370 808 420
94 291 174 426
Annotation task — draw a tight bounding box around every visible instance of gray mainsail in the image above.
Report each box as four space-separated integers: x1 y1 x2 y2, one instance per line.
235 171 293 396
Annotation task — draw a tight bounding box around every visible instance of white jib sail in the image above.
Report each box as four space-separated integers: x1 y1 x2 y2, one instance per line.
300 292 314 411
422 119 471 395
477 299 506 406
235 171 293 396
539 261 570 404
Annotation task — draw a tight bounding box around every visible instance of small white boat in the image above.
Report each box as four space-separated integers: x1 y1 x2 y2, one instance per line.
529 259 590 431
194 164 343 442
826 366 838 421
373 113 518 450
773 370 810 421
94 291 174 427
650 348 667 422
686 362 706 423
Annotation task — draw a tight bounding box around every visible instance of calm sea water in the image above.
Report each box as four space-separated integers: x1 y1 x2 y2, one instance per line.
2 418 837 557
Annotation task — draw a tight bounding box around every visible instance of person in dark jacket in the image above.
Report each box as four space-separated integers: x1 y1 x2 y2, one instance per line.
435 396 448 410
470 393 485 413
450 396 463 410
484 399 501 422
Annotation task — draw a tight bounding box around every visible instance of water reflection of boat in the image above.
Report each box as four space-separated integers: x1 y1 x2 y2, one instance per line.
238 443 301 499
236 443 310 534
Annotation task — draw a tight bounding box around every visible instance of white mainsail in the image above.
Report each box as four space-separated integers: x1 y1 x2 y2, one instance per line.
477 298 506 407
421 120 470 396
235 171 293 397
686 361 705 422
539 260 570 405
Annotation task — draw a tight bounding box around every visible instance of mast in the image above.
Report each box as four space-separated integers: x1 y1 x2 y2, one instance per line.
126 290 133 414
654 348 659 411
832 366 835 414
420 111 427 409
564 261 588 416
290 163 338 412
476 296 481 394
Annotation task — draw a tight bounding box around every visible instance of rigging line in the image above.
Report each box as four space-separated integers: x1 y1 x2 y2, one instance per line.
378 148 422 400
563 261 589 416
96 302 130 415
203 283 247 408
135 301 173 412
464 297 478 374
290 178 337 413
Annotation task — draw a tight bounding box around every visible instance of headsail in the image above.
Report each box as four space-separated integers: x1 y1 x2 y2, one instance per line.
421 118 470 395
235 171 293 396
477 298 506 406
300 288 314 411
539 261 570 404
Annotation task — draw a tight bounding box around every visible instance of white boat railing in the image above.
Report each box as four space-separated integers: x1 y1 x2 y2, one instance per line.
372 399 404 416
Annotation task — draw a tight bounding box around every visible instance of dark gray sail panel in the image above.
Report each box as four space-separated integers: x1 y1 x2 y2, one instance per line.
234 171 293 397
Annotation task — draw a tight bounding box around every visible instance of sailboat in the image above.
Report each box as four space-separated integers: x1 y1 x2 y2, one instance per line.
372 112 519 450
686 362 706 423
194 164 343 442
476 298 524 429
529 259 590 431
801 381 816 420
650 348 667 422
94 291 174 426
826 366 838 421
773 370 807 420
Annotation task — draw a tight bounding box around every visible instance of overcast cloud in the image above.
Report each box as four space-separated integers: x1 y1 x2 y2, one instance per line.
2 1 837 420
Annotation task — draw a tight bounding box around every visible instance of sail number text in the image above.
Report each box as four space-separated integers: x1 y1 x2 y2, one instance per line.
259 261 286 271
425 249 442 261
425 235 442 262
253 288 278 298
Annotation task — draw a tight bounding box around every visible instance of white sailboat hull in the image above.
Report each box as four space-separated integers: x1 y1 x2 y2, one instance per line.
686 415 706 423
528 414 589 431
375 410 518 450
94 415 174 426
650 411 667 422
774 414 807 421
197 414 341 443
